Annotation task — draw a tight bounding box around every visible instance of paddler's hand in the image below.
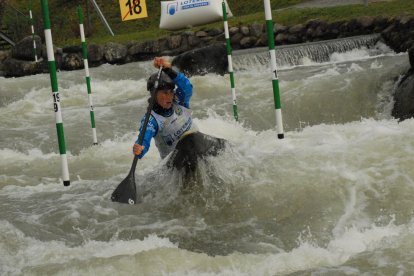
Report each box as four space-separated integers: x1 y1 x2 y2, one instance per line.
133 143 145 156
153 57 171 69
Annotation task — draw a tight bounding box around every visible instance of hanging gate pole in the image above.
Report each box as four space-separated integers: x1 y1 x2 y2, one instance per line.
222 1 238 121
78 6 98 145
29 9 38 62
264 0 284 139
40 0 70 186
88 0 114 36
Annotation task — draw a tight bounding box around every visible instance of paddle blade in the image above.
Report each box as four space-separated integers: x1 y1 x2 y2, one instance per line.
111 173 137 204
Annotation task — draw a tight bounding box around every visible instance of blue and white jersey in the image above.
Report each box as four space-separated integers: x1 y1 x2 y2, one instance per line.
135 72 197 159
151 104 198 158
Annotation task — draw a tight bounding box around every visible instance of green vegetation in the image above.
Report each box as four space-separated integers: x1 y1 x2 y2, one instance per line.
3 0 414 47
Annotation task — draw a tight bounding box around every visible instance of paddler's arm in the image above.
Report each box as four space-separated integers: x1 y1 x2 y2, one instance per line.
133 115 158 158
164 67 193 108
154 57 193 108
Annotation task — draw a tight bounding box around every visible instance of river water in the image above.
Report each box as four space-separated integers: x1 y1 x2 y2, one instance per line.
1 37 414 275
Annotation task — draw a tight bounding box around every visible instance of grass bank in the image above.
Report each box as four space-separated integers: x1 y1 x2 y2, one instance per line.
4 0 414 47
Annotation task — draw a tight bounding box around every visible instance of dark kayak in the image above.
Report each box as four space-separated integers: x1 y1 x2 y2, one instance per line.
166 131 227 173
126 132 227 201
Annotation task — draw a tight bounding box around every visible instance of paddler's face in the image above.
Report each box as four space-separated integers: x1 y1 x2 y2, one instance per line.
156 89 174 109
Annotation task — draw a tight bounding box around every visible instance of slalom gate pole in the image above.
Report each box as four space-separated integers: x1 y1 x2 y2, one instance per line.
40 0 70 186
263 0 284 139
29 9 38 62
78 6 98 145
222 1 238 121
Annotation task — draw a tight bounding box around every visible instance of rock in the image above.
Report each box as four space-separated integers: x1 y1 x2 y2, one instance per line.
0 49 9 74
128 39 169 61
195 31 208 37
289 24 305 35
87 43 104 65
256 33 268 46
240 26 250 36
306 19 327 30
398 15 414 28
103 42 127 64
230 33 244 46
409 46 414 69
275 33 288 45
0 50 10 62
240 37 256 49
250 23 264 37
392 70 414 121
206 28 222 36
357 16 374 30
169 35 182 49
175 36 189 53
3 57 43 77
11 35 42 61
188 35 202 47
229 27 239 36
273 23 287 34
61 53 83 70
63 45 82 53
172 44 227 76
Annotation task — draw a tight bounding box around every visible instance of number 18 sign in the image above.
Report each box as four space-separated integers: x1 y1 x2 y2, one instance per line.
119 0 148 21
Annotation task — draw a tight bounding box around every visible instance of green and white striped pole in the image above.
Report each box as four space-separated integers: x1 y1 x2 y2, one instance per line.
78 6 98 145
29 9 38 62
40 0 70 186
222 1 238 121
264 0 284 139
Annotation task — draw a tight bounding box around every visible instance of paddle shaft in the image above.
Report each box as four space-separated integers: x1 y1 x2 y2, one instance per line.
129 66 163 176
111 66 163 204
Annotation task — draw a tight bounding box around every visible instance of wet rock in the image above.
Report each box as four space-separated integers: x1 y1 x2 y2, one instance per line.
195 31 208 37
62 53 83 70
229 27 239 36
103 42 127 64
87 43 104 66
250 23 264 37
289 24 305 35
3 57 43 77
240 37 256 49
240 26 250 36
206 28 222 37
409 46 414 68
63 45 82 53
172 43 227 76
169 35 182 49
273 23 287 34
188 35 202 47
11 35 42 61
230 32 244 47
392 70 414 121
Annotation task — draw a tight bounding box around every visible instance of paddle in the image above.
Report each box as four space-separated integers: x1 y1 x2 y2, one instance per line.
111 66 163 204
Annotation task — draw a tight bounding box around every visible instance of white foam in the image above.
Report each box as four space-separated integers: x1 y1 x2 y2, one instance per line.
0 220 177 275
1 219 409 275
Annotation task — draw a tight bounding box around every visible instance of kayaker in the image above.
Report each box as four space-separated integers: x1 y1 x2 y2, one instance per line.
133 57 226 170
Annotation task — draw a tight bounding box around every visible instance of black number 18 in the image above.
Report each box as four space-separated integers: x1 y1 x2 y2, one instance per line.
126 0 142 15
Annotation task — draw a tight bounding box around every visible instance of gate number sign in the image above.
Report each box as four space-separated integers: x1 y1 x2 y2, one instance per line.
120 0 148 21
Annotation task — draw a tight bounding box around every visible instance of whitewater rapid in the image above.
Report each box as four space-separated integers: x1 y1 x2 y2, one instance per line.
1 42 414 275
